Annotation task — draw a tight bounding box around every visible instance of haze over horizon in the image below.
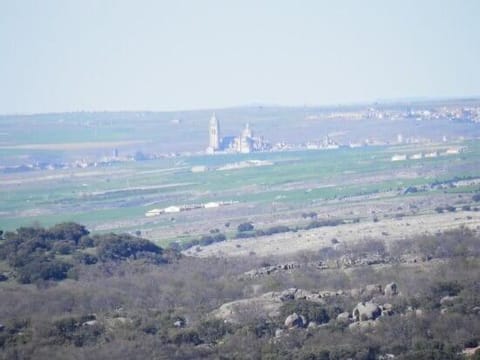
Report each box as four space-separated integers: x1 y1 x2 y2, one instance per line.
1 0 479 114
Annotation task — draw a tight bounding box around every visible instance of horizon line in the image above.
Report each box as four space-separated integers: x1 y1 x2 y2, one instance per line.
1 95 479 117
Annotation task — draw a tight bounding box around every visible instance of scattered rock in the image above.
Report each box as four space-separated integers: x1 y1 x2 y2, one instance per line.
275 328 284 338
279 288 297 301
307 321 319 329
348 320 376 330
242 262 301 279
363 284 383 297
173 319 185 328
440 295 459 305
83 320 98 326
284 313 307 329
278 288 326 304
384 282 398 297
381 303 394 316
352 302 382 321
336 312 351 322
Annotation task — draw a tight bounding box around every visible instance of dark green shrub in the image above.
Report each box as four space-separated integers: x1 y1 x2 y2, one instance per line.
237 222 254 232
17 258 73 284
305 219 343 230
280 300 330 324
48 222 89 245
96 233 162 261
73 252 98 265
197 319 233 344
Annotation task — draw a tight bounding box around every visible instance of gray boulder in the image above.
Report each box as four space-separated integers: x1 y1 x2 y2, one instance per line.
384 282 398 296
348 320 376 330
352 302 382 321
284 313 307 329
173 319 186 328
336 312 351 323
381 303 394 316
82 320 99 326
440 295 459 305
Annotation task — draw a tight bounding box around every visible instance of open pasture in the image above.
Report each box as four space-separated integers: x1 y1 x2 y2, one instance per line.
2 140 480 249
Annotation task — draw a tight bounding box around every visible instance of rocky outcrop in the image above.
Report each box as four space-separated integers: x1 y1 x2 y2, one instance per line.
211 292 283 324
242 262 300 278
212 283 399 327
352 302 382 321
284 313 307 329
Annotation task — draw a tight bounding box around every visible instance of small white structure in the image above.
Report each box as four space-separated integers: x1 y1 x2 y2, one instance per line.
425 151 438 158
164 206 181 213
191 166 207 173
204 202 220 209
445 147 461 155
391 154 407 162
145 208 164 217
410 153 423 160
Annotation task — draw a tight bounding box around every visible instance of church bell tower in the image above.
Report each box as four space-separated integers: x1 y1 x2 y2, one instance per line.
208 113 220 151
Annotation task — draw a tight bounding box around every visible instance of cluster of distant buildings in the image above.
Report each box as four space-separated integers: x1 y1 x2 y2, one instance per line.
206 113 270 154
145 200 237 217
391 147 464 162
317 105 480 123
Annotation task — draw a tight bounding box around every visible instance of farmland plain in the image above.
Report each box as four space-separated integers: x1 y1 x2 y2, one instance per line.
2 135 480 252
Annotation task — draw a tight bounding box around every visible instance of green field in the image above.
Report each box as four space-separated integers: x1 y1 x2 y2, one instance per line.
2 139 480 247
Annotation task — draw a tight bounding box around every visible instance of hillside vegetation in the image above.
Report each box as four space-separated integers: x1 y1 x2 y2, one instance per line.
0 223 479 359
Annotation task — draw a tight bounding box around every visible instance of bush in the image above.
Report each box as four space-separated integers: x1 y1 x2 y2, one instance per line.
198 233 226 246
237 223 254 232
73 252 98 265
52 241 75 255
96 233 163 261
473 194 480 202
197 319 233 344
172 329 202 346
78 235 95 248
431 281 463 298
235 232 256 239
49 315 103 346
262 225 291 236
280 300 330 324
302 212 318 219
48 222 89 245
304 219 343 230
17 258 73 284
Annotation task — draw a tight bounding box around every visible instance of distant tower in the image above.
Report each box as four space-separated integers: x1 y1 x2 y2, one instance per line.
208 113 220 152
239 123 253 153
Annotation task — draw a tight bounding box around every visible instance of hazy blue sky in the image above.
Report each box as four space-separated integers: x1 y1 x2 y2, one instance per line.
0 0 479 114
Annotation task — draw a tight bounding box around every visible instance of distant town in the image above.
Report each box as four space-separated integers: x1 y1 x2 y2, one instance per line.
1 100 480 174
